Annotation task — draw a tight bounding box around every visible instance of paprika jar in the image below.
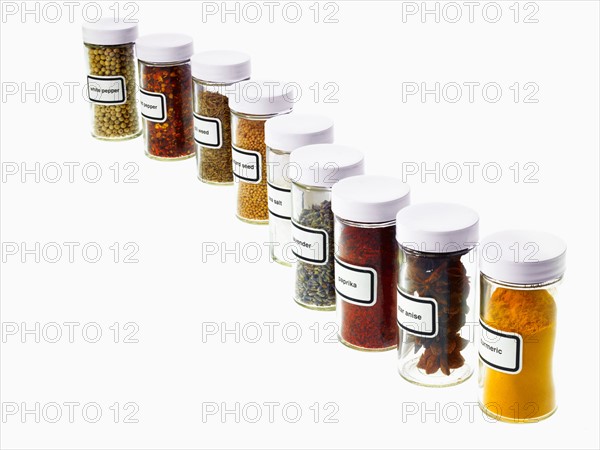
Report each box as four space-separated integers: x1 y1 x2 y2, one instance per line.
229 81 294 224
265 113 335 266
290 144 365 310
479 230 566 423
82 18 141 141
396 203 479 387
192 51 251 185
136 33 195 161
332 175 410 351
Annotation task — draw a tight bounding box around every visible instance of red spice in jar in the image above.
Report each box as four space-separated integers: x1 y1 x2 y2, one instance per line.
140 63 194 159
337 222 399 350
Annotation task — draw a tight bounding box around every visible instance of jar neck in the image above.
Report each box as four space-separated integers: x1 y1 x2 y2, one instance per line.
231 109 292 121
481 273 563 290
336 216 395 229
192 77 250 87
291 182 332 193
139 59 190 67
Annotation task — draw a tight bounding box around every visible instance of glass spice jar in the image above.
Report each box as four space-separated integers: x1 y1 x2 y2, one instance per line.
395 203 479 387
332 176 411 351
136 33 195 161
479 230 566 423
82 18 141 141
192 51 251 185
229 81 294 224
265 114 335 266
289 144 365 311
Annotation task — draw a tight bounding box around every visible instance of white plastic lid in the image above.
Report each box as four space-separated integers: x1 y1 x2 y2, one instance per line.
396 202 479 253
136 33 194 63
480 230 566 285
229 80 295 116
265 114 334 152
82 18 138 46
191 50 251 83
332 176 410 223
289 144 365 188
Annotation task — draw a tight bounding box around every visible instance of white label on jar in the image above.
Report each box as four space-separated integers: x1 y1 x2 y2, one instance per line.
335 257 377 306
267 182 291 220
87 75 126 105
232 145 261 184
139 89 167 123
479 319 523 374
396 289 438 338
194 114 222 149
291 221 328 265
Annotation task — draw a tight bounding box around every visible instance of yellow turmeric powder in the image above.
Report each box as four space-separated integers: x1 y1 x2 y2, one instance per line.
481 287 557 422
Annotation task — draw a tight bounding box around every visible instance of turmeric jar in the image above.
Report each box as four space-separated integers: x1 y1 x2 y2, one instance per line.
479 230 566 423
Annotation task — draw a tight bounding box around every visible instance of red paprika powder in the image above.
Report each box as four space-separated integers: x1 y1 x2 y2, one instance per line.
332 175 411 351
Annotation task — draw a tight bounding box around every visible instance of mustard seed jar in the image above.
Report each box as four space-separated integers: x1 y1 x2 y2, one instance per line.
229 81 294 224
332 176 410 351
82 19 141 141
395 203 479 387
479 230 566 423
136 34 195 161
192 51 251 185
265 114 335 266
290 144 365 310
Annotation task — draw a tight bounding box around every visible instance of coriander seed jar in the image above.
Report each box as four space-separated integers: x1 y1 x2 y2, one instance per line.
136 34 195 160
479 230 566 423
229 81 294 224
265 114 335 266
290 145 365 310
82 19 141 141
192 51 251 185
396 203 479 387
332 176 410 351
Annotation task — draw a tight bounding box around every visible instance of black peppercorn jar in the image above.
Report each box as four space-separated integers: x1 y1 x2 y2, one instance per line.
82 19 141 141
396 203 479 387
136 34 195 161
289 144 365 311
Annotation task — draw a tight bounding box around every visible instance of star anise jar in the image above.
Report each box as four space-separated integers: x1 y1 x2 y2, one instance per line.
395 202 479 387
136 33 195 160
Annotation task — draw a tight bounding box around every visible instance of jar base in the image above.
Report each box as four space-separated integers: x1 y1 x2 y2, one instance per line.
294 298 335 311
339 336 396 352
92 129 142 141
236 214 268 225
478 402 557 423
145 152 195 162
199 176 234 186
398 358 473 388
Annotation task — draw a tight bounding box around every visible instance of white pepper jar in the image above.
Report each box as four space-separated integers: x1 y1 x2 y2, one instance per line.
229 81 294 224
395 203 479 387
192 51 251 185
82 19 141 141
265 114 335 266
289 144 365 310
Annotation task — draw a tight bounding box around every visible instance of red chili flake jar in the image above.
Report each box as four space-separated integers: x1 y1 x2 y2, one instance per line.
332 175 411 351
136 33 195 160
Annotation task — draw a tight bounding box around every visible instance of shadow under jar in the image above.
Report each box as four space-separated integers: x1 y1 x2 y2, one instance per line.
332 175 411 351
192 51 251 185
479 230 565 423
396 202 479 387
82 18 141 141
136 33 195 161
229 81 294 224
290 144 365 311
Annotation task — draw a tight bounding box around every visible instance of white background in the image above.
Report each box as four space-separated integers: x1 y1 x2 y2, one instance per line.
1 1 599 449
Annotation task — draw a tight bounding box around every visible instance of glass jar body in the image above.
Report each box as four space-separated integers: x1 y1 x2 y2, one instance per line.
231 111 290 224
194 80 245 184
291 184 335 310
84 42 141 140
139 59 194 160
478 274 559 423
397 246 476 387
267 147 292 265
336 218 398 351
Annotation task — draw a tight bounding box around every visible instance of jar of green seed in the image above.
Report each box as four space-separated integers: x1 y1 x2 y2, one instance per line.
82 19 141 141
